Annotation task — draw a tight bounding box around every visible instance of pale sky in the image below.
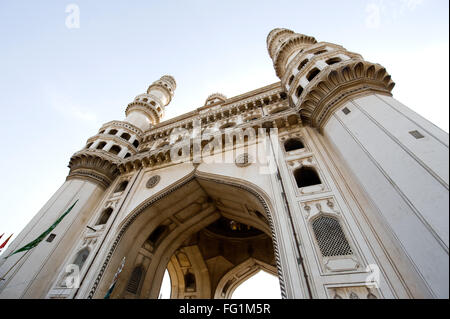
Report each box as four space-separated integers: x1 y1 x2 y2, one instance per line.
0 0 448 298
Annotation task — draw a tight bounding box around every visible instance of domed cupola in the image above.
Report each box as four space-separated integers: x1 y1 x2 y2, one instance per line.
205 93 227 106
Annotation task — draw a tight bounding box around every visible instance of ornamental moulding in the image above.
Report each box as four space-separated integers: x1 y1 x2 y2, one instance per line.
298 60 395 128
68 152 120 188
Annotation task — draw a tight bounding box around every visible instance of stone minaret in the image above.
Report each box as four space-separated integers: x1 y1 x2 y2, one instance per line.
68 75 176 188
0 76 176 298
125 75 176 131
268 28 448 298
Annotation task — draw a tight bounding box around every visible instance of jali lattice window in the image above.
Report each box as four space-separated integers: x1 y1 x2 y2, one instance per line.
312 216 353 257
126 266 143 294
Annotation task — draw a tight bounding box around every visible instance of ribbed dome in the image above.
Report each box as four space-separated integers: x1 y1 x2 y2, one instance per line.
205 93 227 106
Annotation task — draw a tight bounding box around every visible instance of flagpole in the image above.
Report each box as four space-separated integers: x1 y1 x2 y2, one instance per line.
0 250 31 282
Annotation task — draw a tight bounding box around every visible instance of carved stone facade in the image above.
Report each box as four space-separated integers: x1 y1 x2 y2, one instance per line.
0 28 448 299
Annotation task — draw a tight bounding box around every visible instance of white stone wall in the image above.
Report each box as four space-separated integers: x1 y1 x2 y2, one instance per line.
0 179 104 298
323 94 449 298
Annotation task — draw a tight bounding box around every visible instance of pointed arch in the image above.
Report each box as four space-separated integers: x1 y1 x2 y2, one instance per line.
294 166 321 188
86 171 287 300
214 258 277 299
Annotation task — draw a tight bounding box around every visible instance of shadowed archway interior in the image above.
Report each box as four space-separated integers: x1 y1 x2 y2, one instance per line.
100 176 281 299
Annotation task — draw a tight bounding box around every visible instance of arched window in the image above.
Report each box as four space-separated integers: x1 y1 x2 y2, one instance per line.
86 142 93 149
121 132 131 141
284 138 304 152
312 216 353 257
115 180 128 193
294 166 321 188
307 68 320 81
73 247 90 270
314 49 327 55
96 207 113 225
184 272 196 291
288 75 294 86
326 57 342 65
109 145 121 155
124 152 131 158
296 86 303 97
143 98 148 102
298 59 308 70
96 141 107 150
99 130 105 134
126 266 143 294
108 129 118 135
133 140 139 148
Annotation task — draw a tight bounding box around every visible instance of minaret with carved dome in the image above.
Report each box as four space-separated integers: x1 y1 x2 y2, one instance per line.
267 28 395 127
67 75 176 189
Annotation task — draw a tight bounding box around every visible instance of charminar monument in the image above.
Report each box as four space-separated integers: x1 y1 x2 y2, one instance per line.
0 28 448 299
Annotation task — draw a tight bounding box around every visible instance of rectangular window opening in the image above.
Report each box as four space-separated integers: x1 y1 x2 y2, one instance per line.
46 233 57 242
409 130 425 139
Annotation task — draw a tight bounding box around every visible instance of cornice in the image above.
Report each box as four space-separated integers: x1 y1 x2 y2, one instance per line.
68 150 120 188
297 59 395 128
99 120 144 138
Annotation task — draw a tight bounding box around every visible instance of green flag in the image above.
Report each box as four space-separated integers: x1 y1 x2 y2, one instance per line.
4 200 78 259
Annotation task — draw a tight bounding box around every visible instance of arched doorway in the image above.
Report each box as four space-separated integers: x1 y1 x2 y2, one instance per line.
88 173 285 299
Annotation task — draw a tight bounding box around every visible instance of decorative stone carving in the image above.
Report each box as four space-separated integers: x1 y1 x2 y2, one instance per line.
327 286 380 299
300 60 395 128
146 175 161 189
67 151 120 189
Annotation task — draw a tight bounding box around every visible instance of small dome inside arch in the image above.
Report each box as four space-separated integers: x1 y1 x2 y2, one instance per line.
205 93 227 106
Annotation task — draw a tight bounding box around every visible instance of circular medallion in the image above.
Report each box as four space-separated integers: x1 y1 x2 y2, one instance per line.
146 175 161 188
235 153 252 167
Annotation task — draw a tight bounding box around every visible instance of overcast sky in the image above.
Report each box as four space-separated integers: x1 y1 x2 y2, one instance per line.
0 0 448 298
